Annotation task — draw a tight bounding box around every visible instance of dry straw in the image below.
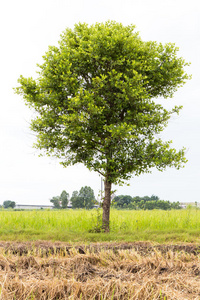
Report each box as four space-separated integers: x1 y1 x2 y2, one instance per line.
0 241 199 299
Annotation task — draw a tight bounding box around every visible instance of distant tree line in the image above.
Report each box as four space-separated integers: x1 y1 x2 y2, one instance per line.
112 195 181 210
50 189 181 211
50 186 98 209
0 193 184 211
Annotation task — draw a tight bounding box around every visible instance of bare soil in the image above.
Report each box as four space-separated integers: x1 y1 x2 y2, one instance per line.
0 241 199 299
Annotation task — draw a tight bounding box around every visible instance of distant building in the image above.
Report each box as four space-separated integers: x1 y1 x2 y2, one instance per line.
15 204 53 210
180 204 187 209
180 202 199 209
14 204 100 210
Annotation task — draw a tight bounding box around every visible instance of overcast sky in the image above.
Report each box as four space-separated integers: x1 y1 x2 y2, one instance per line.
0 0 199 205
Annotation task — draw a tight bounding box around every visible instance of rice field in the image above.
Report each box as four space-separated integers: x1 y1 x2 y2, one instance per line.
0 241 200 299
0 208 200 243
0 209 200 298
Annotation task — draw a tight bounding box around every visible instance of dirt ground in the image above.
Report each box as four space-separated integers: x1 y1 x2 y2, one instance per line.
0 241 199 299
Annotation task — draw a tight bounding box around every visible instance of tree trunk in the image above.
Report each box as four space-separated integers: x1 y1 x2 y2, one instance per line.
102 179 112 232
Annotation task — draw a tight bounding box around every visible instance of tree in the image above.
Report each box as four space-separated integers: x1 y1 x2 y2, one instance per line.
150 195 159 201
144 200 171 210
78 186 96 209
50 196 60 209
112 195 132 208
71 186 96 209
60 190 69 208
171 201 181 209
3 200 16 209
70 191 79 208
112 194 181 210
50 190 69 208
15 21 190 231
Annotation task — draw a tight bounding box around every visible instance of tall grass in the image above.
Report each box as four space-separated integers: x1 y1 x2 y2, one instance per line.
0 208 200 242
0 209 93 231
110 208 200 231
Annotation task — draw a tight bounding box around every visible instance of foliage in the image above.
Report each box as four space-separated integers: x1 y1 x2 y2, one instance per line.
170 201 182 209
112 195 132 208
60 190 69 208
70 191 79 208
15 21 190 230
50 196 60 209
112 195 181 210
50 190 69 209
3 200 16 209
71 186 96 209
88 208 103 233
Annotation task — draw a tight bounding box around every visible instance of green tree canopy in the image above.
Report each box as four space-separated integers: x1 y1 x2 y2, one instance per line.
132 195 160 202
3 200 16 209
71 186 96 209
70 190 79 208
50 190 69 209
50 196 60 209
112 195 181 210
112 195 132 208
60 190 69 208
15 21 190 231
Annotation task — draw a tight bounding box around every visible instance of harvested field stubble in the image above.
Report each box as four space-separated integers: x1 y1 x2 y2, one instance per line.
0 242 199 299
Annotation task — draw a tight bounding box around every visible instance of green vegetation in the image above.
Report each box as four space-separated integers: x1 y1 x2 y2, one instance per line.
15 21 190 231
3 200 16 209
112 195 181 210
71 186 97 209
50 186 97 209
0 208 199 243
50 190 69 209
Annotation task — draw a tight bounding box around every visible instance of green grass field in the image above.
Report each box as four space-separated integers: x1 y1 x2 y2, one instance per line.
0 208 200 243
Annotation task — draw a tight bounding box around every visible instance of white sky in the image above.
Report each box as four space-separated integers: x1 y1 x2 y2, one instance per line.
0 0 199 205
